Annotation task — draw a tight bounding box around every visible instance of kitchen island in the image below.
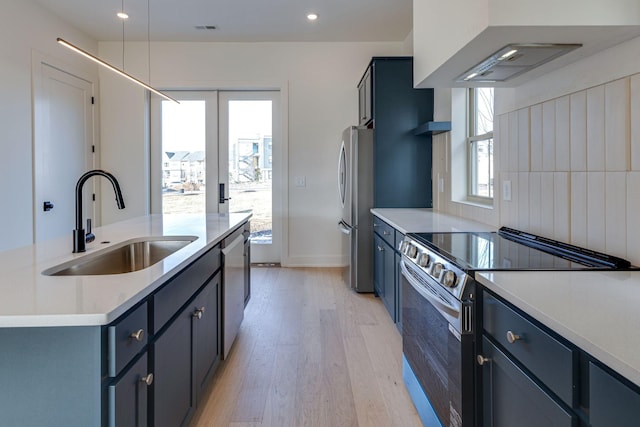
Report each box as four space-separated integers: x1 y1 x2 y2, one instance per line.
0 213 251 427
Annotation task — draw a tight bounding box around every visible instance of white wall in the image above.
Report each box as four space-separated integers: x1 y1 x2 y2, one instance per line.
97 41 405 266
433 34 640 265
0 0 98 252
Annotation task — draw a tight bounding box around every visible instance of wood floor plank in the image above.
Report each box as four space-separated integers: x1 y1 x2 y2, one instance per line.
190 267 423 427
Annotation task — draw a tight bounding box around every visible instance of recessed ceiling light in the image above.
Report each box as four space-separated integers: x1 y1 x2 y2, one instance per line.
307 13 318 21
117 12 129 19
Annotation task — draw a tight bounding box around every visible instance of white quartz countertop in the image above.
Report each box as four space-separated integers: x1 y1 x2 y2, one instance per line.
0 213 250 328
370 208 495 234
477 270 640 387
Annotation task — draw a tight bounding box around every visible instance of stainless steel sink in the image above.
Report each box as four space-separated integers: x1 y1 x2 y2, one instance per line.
43 236 198 276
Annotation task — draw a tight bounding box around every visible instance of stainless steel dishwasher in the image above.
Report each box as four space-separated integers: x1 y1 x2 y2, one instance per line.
221 228 246 359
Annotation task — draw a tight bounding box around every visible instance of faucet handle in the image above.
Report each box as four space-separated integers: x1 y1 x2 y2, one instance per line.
85 219 95 244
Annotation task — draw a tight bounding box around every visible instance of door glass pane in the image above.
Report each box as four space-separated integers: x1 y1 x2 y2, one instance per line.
227 100 272 243
161 100 206 214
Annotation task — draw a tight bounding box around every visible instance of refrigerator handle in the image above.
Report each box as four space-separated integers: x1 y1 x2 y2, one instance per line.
338 220 352 235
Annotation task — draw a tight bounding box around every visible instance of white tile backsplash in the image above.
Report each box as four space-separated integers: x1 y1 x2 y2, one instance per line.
626 173 640 265
605 78 630 172
554 172 570 243
630 75 640 171
587 172 606 252
570 172 588 247
555 96 571 172
542 101 556 172
517 108 530 171
436 70 640 263
530 104 543 172
605 172 627 258
529 172 542 235
587 86 606 171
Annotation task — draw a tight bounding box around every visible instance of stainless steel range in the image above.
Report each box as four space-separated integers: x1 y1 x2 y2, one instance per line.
399 227 633 427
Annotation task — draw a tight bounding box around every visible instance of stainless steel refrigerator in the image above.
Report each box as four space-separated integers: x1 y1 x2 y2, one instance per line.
338 126 374 292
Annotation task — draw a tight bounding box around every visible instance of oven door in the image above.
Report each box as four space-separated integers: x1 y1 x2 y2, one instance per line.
401 260 474 427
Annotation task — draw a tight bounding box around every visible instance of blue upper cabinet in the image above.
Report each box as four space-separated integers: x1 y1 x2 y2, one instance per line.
358 57 434 208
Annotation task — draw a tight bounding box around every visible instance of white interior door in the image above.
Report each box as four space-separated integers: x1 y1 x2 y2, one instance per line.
33 62 94 243
218 91 281 263
150 91 219 214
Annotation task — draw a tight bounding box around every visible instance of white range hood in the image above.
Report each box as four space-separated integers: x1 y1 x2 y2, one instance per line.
413 0 640 88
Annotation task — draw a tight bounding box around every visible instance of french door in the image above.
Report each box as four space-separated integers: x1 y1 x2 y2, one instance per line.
151 90 280 263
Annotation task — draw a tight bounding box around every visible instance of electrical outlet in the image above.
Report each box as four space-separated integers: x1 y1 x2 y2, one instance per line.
294 176 306 187
502 180 512 201
438 177 444 193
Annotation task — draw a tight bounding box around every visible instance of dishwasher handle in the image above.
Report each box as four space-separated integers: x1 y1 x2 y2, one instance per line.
222 234 244 256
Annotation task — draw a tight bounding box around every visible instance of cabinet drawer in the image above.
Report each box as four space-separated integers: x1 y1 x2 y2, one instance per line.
590 362 640 426
372 217 394 246
480 337 575 427
153 245 221 333
108 354 150 427
483 291 575 406
108 302 148 377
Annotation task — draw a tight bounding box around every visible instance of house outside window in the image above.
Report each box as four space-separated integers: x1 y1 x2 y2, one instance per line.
468 87 494 202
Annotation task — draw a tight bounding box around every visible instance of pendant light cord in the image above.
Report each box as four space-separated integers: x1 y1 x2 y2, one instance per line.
148 0 151 84
121 0 125 70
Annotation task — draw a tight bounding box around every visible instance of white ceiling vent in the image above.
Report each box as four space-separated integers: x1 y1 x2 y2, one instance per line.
456 43 582 83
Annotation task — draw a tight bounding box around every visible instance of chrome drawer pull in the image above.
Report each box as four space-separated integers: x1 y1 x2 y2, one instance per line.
506 330 521 344
477 355 491 366
130 329 145 342
140 373 154 386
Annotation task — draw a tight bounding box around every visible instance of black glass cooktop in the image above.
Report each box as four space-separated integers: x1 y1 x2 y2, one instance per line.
409 227 633 272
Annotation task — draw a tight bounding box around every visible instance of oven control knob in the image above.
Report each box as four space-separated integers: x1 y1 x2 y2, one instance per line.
442 270 457 288
417 253 431 268
398 241 407 252
431 263 443 278
406 244 418 258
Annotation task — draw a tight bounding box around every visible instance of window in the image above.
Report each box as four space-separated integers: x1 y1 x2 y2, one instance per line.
468 87 494 202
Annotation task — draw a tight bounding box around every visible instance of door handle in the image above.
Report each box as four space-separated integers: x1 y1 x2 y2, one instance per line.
219 183 231 204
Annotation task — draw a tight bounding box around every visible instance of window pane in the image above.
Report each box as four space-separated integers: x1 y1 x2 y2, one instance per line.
161 100 206 214
470 137 494 198
227 100 273 244
474 88 494 136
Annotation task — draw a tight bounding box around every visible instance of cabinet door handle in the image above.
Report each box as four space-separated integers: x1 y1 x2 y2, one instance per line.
193 307 205 319
383 231 391 236
477 355 491 366
140 373 154 386
377 246 384 252
130 329 145 342
506 330 522 344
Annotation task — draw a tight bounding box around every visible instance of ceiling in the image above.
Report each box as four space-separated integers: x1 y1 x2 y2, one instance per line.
34 0 413 42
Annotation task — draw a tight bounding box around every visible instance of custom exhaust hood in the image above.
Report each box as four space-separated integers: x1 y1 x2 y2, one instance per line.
413 0 640 88
456 43 582 83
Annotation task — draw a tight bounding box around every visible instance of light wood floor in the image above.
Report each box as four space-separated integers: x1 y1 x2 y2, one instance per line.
190 267 423 427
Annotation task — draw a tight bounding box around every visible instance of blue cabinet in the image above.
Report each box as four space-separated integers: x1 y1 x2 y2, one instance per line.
590 362 640 426
372 215 403 328
359 57 434 209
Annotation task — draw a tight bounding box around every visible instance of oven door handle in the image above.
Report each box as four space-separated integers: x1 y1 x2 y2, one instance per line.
400 260 459 316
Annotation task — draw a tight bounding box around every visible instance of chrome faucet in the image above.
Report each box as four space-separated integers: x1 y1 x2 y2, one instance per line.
73 170 125 253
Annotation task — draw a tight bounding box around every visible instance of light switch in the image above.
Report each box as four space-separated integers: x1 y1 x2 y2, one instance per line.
438 177 444 193
503 180 512 201
294 176 306 187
